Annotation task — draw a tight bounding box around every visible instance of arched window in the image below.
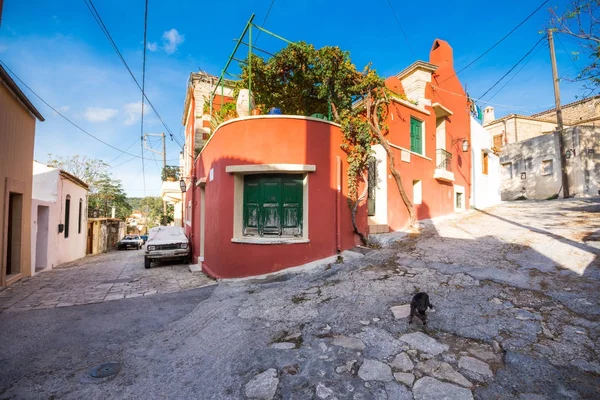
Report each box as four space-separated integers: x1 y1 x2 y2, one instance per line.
65 195 71 238
78 199 83 234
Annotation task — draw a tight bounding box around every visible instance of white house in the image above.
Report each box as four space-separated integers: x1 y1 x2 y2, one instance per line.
470 117 501 209
31 162 89 273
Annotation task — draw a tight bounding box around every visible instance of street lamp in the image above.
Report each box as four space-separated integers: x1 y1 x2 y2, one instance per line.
179 179 187 192
452 137 470 152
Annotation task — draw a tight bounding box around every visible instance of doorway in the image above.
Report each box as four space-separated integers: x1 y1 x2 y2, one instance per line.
5 192 24 278
35 205 49 271
199 186 205 263
86 222 93 254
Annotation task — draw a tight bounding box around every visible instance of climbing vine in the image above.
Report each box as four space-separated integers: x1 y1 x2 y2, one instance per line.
235 43 417 242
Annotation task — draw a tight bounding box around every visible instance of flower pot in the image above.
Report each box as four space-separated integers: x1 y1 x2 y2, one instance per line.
252 109 261 116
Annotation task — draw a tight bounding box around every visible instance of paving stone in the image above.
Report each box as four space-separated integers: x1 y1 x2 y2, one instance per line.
417 359 472 388
271 342 296 350
335 360 357 374
315 383 334 399
390 304 411 319
413 377 474 400
394 372 415 387
458 356 493 380
333 336 365 351
389 352 414 372
358 359 393 382
244 368 279 399
398 332 449 355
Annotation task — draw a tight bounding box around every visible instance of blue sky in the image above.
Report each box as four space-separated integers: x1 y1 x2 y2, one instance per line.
0 0 587 196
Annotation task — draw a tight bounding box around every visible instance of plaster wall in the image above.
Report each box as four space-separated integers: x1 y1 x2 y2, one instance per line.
193 116 364 278
470 117 501 209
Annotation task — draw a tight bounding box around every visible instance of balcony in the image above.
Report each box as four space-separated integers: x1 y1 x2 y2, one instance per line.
433 149 455 182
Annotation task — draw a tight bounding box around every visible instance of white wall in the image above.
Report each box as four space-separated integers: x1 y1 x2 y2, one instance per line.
31 162 87 272
471 117 501 209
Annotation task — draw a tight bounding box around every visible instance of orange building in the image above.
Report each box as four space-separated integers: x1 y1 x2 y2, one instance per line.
182 39 471 278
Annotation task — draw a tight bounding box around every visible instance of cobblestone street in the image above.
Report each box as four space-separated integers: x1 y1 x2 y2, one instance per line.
1 198 598 399
0 249 215 312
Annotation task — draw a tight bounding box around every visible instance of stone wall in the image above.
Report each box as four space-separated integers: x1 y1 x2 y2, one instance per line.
534 97 600 125
499 126 600 200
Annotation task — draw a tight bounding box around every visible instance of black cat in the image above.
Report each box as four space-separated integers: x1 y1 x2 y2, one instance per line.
409 292 434 326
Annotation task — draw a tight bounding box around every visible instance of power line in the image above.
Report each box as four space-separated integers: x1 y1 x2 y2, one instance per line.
486 41 545 102
441 0 549 84
385 0 416 57
0 59 144 159
477 36 546 101
83 0 183 149
555 33 581 73
107 138 139 165
140 0 149 203
254 0 275 45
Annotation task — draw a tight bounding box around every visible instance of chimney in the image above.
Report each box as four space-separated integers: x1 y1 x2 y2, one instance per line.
483 106 495 125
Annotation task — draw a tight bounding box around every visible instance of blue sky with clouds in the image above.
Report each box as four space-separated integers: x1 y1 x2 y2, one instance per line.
0 0 587 196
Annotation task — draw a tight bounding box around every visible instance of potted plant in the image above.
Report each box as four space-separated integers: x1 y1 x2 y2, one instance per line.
161 165 180 182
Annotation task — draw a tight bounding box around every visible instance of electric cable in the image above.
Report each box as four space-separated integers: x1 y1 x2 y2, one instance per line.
385 0 416 57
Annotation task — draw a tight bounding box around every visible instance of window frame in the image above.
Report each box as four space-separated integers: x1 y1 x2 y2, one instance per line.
230 165 314 245
78 199 83 234
410 117 424 155
482 151 489 175
541 159 553 176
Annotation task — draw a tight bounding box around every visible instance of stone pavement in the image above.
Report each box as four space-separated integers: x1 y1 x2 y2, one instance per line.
0 198 598 399
0 249 215 312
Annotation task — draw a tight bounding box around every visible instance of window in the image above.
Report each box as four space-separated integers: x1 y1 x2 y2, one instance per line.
501 162 513 179
456 192 463 209
78 199 83 234
413 180 422 205
64 195 71 238
410 117 423 155
243 174 303 237
493 134 503 149
541 159 553 176
482 152 489 175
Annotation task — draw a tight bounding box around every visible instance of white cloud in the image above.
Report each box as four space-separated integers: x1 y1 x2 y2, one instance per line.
83 107 118 123
162 29 184 54
147 42 158 52
123 101 149 126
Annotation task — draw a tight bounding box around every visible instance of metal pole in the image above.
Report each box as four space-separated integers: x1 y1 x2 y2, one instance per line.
162 132 167 222
548 30 570 198
249 23 252 115
251 24 299 47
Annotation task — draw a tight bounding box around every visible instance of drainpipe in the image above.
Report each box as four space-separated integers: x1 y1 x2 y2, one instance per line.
336 156 341 253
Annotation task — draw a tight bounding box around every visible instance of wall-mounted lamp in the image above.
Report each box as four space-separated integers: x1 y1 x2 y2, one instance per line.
452 137 470 152
179 179 187 193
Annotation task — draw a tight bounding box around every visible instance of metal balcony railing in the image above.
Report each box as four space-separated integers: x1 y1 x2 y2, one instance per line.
436 149 452 172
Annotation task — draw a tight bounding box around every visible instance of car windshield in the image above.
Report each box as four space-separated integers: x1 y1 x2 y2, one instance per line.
124 235 139 240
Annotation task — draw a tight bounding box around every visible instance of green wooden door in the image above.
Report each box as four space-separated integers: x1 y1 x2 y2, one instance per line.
281 177 302 236
410 117 422 154
243 176 261 236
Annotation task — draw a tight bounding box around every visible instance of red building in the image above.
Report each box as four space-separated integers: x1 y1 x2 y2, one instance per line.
181 39 471 279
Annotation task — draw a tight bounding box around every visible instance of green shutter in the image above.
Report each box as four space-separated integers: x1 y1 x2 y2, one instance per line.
243 176 261 235
261 177 281 236
281 176 302 236
410 117 422 154
243 174 303 237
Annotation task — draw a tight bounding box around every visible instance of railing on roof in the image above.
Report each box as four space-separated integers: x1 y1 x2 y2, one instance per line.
208 14 332 122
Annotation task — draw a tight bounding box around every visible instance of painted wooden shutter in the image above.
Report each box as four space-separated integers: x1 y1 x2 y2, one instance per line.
243 176 261 236
410 117 422 154
281 176 302 236
261 176 281 236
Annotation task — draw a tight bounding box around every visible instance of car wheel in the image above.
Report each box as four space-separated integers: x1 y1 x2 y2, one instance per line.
144 257 151 269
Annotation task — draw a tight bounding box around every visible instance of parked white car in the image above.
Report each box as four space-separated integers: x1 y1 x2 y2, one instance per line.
117 235 143 250
144 226 190 269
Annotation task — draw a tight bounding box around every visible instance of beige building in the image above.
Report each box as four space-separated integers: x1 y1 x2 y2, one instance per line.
0 65 44 286
483 95 600 150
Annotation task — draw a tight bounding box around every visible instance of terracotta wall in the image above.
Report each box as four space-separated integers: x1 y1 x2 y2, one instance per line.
382 40 472 230
0 83 36 285
192 116 365 278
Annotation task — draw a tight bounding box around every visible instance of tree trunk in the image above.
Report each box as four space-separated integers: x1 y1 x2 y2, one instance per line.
377 134 417 227
368 95 417 228
350 175 369 245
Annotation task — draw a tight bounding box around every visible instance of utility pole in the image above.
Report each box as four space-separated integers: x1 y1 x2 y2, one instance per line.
548 30 570 198
162 132 167 218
